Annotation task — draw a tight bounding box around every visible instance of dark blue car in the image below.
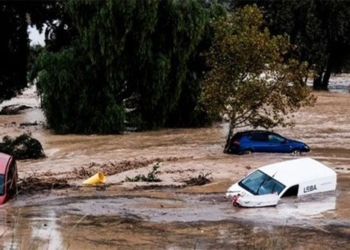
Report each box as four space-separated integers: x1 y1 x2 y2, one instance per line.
224 130 310 155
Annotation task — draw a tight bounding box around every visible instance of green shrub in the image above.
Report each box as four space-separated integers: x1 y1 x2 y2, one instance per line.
125 163 161 182
0 133 45 159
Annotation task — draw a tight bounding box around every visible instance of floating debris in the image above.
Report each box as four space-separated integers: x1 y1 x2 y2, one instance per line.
184 172 212 186
18 176 70 195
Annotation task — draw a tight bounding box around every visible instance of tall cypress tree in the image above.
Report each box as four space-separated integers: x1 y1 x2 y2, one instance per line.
69 0 211 129
30 0 225 133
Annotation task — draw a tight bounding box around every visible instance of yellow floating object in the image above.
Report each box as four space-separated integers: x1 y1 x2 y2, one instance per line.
83 172 106 185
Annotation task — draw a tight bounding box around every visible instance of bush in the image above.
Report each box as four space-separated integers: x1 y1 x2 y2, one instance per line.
0 133 45 159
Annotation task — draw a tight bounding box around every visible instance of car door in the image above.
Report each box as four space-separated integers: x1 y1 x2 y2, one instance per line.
267 133 290 153
249 133 270 152
6 160 17 196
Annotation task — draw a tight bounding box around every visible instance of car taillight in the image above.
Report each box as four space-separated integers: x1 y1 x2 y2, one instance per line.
232 140 240 146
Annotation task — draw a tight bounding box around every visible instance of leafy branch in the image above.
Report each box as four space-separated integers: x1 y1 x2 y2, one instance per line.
125 163 162 182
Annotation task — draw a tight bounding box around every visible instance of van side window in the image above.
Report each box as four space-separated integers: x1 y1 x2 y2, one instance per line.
282 185 299 197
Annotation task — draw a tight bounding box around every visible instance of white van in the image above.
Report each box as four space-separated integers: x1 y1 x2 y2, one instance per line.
226 157 337 199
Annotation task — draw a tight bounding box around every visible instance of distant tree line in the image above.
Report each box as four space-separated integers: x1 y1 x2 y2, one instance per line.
233 0 350 90
2 0 349 135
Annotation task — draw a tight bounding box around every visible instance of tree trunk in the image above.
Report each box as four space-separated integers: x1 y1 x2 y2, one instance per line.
224 124 233 153
322 54 335 91
322 66 332 90
313 71 323 90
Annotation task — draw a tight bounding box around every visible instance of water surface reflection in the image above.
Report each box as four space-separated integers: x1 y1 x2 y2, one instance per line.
0 177 349 250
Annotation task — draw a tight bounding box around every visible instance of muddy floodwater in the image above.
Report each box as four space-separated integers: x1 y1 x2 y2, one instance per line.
1 78 350 249
1 180 350 250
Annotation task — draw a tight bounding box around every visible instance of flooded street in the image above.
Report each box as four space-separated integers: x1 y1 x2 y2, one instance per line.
1 77 350 249
1 181 350 249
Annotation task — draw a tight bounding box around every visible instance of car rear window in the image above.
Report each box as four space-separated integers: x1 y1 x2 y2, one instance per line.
231 133 243 141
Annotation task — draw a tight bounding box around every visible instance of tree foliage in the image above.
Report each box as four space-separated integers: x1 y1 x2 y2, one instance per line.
0 133 45 159
0 2 29 103
28 44 45 72
0 1 65 104
30 0 225 134
200 5 316 138
30 41 125 134
166 1 226 127
68 0 214 130
235 0 350 90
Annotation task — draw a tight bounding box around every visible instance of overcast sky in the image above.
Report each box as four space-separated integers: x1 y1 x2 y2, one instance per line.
28 26 45 46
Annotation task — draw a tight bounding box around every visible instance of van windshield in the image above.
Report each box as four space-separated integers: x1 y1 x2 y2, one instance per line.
238 170 285 195
0 174 4 195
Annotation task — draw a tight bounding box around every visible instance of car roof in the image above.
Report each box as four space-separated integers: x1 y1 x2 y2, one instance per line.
232 130 276 139
235 130 276 136
0 153 12 174
237 130 269 134
259 157 336 187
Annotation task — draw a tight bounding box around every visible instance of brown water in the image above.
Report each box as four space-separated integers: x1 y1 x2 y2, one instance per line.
1 86 350 249
1 180 350 249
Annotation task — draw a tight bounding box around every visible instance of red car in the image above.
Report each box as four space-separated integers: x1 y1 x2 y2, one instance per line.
0 153 18 205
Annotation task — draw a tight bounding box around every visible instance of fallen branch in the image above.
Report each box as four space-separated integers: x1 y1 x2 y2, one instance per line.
183 172 212 186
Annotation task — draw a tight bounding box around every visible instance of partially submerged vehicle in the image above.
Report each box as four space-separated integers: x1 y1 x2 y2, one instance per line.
224 130 310 155
231 192 280 208
226 157 337 208
0 153 18 205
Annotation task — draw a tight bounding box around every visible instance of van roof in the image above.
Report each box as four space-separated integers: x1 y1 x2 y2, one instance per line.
259 157 336 187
